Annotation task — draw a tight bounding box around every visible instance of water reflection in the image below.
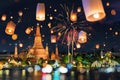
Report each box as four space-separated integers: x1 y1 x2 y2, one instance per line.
0 68 120 80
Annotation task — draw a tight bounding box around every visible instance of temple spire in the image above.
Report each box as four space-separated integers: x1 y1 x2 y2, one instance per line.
33 26 43 49
14 44 18 58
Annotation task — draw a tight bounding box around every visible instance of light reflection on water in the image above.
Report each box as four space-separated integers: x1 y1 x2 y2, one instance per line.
0 69 120 80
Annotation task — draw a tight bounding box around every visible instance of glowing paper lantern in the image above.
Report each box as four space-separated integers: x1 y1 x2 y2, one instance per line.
115 31 118 36
1 14 7 21
82 0 106 22
51 35 56 43
111 9 116 16
77 7 81 13
19 43 23 47
76 43 81 48
25 27 32 34
5 21 16 35
36 3 45 21
70 11 77 22
96 44 100 49
18 11 23 17
106 2 110 6
12 34 18 40
49 16 53 20
78 31 87 43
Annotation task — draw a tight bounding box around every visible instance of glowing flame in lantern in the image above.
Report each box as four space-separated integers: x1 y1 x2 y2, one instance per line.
78 31 87 43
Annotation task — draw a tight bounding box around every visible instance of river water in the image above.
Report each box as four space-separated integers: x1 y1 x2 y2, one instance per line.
0 68 120 80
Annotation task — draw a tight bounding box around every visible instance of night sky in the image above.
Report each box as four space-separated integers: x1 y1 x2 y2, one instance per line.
0 0 120 53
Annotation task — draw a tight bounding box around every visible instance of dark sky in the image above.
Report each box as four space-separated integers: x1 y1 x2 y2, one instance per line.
0 0 120 53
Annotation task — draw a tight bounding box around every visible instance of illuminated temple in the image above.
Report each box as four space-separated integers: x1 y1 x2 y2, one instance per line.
27 26 49 62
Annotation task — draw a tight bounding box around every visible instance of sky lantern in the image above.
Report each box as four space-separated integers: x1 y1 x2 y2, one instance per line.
78 31 87 43
106 2 110 6
111 9 116 16
82 0 106 22
1 14 7 21
25 27 32 34
36 3 45 21
115 31 118 36
96 44 100 49
12 34 18 40
76 43 81 48
51 35 56 43
18 10 23 17
49 16 53 20
19 43 23 47
70 11 77 22
77 7 81 13
5 21 16 35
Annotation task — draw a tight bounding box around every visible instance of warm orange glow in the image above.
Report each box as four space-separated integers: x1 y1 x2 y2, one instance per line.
106 2 110 6
96 44 100 49
76 43 81 48
19 43 23 47
1 14 7 21
49 16 53 20
51 35 56 43
109 27 112 31
12 34 18 40
18 11 23 17
51 30 54 34
36 3 45 21
48 22 51 28
82 0 106 22
115 31 118 36
93 13 100 19
5 21 16 35
25 27 32 34
77 7 81 13
70 12 77 22
78 31 87 43
58 32 61 36
111 9 116 16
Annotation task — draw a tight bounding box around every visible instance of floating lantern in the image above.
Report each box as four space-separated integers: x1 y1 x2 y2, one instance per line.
19 43 23 47
5 21 16 35
115 31 118 36
25 27 32 34
18 11 23 17
70 11 77 22
51 35 56 43
48 22 51 28
1 14 7 21
12 34 18 40
78 31 87 43
76 43 81 48
96 44 100 49
82 0 106 22
51 30 53 34
58 32 61 36
111 9 116 16
54 9 57 12
106 2 110 6
36 3 45 21
109 27 112 31
49 16 53 20
77 7 81 13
